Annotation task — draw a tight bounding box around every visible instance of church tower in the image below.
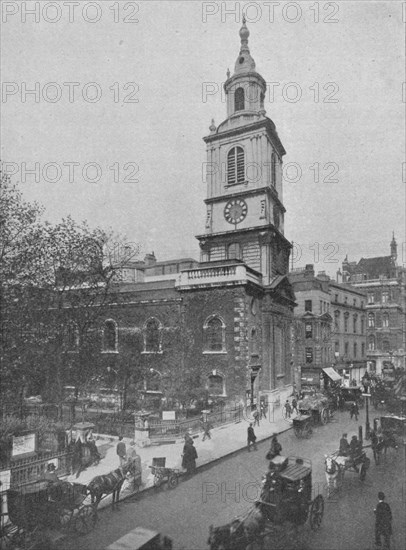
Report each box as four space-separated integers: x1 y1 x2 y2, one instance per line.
390 232 397 262
196 18 291 284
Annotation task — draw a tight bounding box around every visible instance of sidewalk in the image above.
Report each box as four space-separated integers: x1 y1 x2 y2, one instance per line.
64 407 294 509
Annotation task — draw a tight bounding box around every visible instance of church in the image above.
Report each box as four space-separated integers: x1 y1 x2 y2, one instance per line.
73 20 296 412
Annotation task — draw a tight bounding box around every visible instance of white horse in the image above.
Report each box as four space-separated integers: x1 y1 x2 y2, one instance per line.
324 454 343 497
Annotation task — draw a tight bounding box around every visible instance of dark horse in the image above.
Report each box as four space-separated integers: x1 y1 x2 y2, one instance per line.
87 462 135 510
371 432 399 465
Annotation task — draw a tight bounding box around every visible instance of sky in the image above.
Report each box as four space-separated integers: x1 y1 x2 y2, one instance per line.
1 0 405 275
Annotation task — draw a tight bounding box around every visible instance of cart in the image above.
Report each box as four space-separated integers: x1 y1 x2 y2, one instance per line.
105 526 173 550
292 415 313 438
339 386 364 410
149 458 180 489
297 392 331 425
2 479 96 549
208 456 324 550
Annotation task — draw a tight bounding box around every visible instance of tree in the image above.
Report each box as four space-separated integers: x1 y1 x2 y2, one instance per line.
0 167 141 410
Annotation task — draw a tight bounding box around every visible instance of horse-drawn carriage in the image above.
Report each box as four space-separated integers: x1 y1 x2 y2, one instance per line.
1 479 97 549
371 414 406 462
293 393 332 434
106 526 173 550
208 456 324 550
325 445 371 497
339 386 364 410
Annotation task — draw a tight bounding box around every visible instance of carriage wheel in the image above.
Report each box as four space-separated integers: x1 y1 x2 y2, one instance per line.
59 508 74 529
168 473 179 489
359 464 367 481
74 505 97 535
309 495 324 530
154 473 164 487
321 408 329 425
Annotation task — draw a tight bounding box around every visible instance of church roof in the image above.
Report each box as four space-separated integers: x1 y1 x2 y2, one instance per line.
346 256 395 279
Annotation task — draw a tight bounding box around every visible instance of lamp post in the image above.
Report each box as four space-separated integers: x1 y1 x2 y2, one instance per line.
362 390 371 440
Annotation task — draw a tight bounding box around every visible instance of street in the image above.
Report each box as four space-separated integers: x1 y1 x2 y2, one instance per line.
60 408 406 550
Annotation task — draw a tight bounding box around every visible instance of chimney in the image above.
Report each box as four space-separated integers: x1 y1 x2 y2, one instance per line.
144 252 157 265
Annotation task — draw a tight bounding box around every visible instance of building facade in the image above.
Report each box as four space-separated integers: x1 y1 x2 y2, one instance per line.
340 235 406 375
289 264 367 390
63 20 296 412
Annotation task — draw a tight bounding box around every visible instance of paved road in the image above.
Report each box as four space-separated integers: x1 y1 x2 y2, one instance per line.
61 408 406 550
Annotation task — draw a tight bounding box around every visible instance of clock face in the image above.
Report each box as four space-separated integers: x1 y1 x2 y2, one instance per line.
224 199 248 225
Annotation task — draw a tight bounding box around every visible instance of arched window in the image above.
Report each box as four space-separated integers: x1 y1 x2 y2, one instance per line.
250 327 259 356
204 316 226 352
353 314 357 334
382 339 390 353
368 335 375 351
360 316 365 334
103 320 118 352
368 313 375 328
227 242 241 260
227 146 245 185
235 87 245 111
144 318 162 353
66 321 79 351
207 372 226 396
382 313 389 328
353 342 357 358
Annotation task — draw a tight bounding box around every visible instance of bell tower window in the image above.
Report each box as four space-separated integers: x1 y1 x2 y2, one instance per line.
227 147 245 185
235 87 245 111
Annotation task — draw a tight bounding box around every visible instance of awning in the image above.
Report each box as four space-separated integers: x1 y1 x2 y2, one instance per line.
322 368 342 382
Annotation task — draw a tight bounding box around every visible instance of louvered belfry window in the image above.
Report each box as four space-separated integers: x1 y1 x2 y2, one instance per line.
227 147 245 185
235 87 245 111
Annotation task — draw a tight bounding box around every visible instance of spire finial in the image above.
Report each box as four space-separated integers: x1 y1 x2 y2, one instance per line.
226 68 230 79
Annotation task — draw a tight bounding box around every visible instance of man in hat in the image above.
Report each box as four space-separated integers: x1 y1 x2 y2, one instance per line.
127 440 142 482
247 423 257 452
116 436 127 467
339 433 350 457
374 492 392 548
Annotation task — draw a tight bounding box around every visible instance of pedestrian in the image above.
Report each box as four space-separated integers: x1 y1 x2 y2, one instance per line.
127 440 142 483
350 401 359 421
374 491 392 549
370 430 380 465
260 401 267 419
116 436 127 467
291 397 298 415
266 433 282 462
338 433 350 457
284 400 292 419
247 423 257 452
202 421 212 441
253 408 260 427
182 438 198 475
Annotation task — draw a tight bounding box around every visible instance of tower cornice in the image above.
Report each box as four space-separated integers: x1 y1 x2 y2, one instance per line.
203 185 286 214
203 117 286 158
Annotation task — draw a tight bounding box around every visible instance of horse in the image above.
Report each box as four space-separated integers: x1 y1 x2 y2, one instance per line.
372 432 399 464
208 507 265 550
87 462 135 510
324 455 343 498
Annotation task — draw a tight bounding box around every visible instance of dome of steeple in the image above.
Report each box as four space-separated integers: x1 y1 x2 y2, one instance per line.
234 16 256 74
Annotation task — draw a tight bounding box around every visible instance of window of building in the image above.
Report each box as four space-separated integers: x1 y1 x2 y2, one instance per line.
335 341 339 354
368 293 374 304
66 321 79 352
144 318 162 353
360 317 365 334
207 373 225 396
335 294 339 302
344 296 348 305
361 343 365 357
235 87 245 111
271 152 276 186
368 313 375 328
145 369 161 392
227 242 241 260
344 314 349 333
227 146 245 185
305 347 313 364
353 315 357 334
368 335 375 351
103 319 118 352
305 323 312 339
250 327 259 356
305 300 312 312
382 291 389 304
382 339 390 353
361 301 364 309
353 342 357 358
382 313 389 328
344 342 349 356
204 315 226 352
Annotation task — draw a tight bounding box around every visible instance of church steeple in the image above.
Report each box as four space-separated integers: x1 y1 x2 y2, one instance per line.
234 16 256 74
390 232 397 261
